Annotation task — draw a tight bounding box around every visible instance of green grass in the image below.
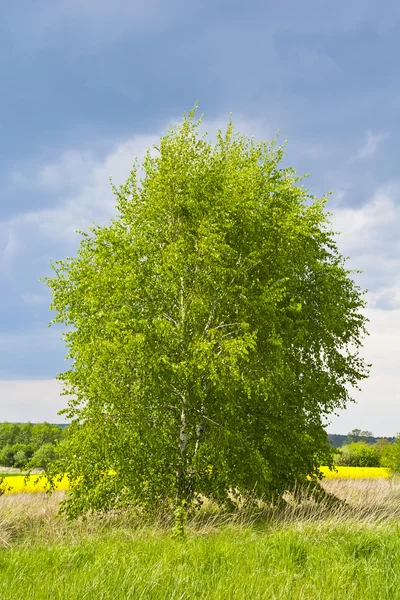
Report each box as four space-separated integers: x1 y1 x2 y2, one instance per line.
2 478 400 599
2 523 400 599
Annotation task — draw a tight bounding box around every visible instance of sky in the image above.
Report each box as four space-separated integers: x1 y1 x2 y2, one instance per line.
0 0 399 436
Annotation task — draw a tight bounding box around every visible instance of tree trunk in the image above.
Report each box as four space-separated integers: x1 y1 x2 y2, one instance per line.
176 398 189 505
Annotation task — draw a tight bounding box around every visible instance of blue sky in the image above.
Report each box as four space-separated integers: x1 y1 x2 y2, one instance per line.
1 0 400 435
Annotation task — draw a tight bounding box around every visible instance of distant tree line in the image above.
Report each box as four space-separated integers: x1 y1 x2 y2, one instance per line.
329 429 400 470
328 430 395 448
1 421 399 473
0 422 67 470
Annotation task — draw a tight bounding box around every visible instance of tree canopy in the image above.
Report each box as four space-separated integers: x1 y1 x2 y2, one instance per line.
0 422 64 469
43 107 370 518
346 428 374 444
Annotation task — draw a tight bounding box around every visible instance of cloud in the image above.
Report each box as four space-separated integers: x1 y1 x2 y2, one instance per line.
20 293 48 305
0 230 19 276
322 184 400 434
0 132 161 274
0 379 69 423
37 151 98 190
0 328 66 379
3 116 400 307
2 113 274 256
352 130 389 161
327 306 400 436
367 288 400 311
329 181 400 293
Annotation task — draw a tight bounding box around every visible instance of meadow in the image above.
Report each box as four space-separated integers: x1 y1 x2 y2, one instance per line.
1 471 400 599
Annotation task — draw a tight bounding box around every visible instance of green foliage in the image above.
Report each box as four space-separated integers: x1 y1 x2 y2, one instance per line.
0 445 16 468
327 433 348 448
379 434 400 472
0 423 30 447
3 524 400 599
30 423 64 448
172 500 188 538
332 437 395 468
29 444 58 470
0 443 34 468
0 423 64 470
13 449 28 469
373 438 392 467
328 434 394 449
43 106 370 518
346 428 374 445
335 442 380 467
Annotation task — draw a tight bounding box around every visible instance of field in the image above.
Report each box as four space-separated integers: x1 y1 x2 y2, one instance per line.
0 473 69 494
319 466 390 479
0 466 391 495
1 473 400 599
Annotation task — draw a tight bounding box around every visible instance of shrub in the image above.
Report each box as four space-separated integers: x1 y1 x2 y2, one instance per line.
373 438 393 467
29 444 58 470
13 449 28 469
0 443 34 469
379 434 400 472
335 442 380 467
0 445 15 467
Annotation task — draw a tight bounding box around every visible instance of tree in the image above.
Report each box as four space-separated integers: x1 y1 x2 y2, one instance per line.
29 443 58 470
13 449 28 469
0 445 15 468
374 438 392 467
30 423 63 450
43 106 370 519
0 423 30 447
346 429 373 444
379 434 400 472
0 443 34 468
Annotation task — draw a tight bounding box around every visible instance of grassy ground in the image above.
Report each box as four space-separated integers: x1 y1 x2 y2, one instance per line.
1 479 400 599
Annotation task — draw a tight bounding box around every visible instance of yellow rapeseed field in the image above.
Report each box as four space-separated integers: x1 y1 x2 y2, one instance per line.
0 467 391 495
1 474 69 494
319 466 390 479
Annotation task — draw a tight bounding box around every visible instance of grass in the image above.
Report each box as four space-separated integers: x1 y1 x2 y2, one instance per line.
3 522 400 599
1 478 400 599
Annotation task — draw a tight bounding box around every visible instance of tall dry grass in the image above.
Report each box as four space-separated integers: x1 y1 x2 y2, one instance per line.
270 477 400 528
2 476 400 547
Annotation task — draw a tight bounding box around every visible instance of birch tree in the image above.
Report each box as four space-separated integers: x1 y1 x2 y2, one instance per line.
43 107 370 518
